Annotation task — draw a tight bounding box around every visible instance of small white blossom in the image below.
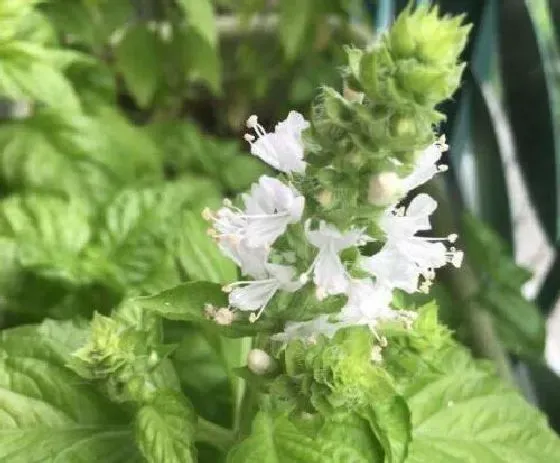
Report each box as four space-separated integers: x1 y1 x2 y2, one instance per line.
305 220 367 297
338 279 397 326
401 137 448 192
226 263 302 319
271 314 338 343
207 175 305 250
361 194 463 293
245 111 309 174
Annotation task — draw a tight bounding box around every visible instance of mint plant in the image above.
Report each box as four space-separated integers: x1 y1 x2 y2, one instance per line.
0 3 559 463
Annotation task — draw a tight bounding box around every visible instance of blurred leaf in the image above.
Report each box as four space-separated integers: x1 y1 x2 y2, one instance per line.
0 322 140 462
146 120 265 191
499 0 558 242
461 213 546 359
0 109 146 203
135 390 197 463
279 0 314 60
176 211 237 284
524 0 560 242
177 0 217 48
115 24 163 108
0 41 81 110
182 27 222 94
0 194 96 284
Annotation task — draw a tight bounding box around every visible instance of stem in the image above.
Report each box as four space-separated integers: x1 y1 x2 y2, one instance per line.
196 417 236 452
428 179 516 384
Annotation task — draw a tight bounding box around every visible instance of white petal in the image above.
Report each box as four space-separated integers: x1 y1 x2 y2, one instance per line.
360 246 420 293
313 248 349 296
401 143 443 192
229 280 279 311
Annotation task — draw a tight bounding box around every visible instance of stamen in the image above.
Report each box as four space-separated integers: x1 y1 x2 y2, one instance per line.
298 273 309 284
448 233 458 243
222 284 232 293
315 287 326 301
207 228 218 237
438 164 449 172
370 345 383 363
222 198 233 207
448 250 464 268
244 133 255 142
246 115 258 128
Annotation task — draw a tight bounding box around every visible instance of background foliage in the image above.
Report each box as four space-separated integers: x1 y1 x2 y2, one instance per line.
0 0 559 461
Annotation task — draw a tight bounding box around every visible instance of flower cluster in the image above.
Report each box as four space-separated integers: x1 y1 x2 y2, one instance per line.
203 110 462 342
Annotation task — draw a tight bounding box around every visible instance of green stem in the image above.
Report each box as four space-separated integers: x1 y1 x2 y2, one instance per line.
428 179 516 385
196 417 236 452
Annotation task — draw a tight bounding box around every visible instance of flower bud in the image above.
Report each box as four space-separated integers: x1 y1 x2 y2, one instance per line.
367 172 402 206
247 349 272 375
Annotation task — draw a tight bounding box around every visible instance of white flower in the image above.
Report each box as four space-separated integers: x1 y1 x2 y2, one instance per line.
272 280 411 342
271 314 338 343
226 263 302 319
218 238 269 279
208 175 305 250
305 220 367 298
361 193 463 293
338 279 397 326
245 111 309 174
247 349 273 375
401 137 448 192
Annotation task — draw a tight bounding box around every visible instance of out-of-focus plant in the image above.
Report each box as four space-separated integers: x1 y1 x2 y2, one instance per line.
0 0 560 462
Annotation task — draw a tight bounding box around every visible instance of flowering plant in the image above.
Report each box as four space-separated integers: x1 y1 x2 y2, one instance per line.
0 3 559 462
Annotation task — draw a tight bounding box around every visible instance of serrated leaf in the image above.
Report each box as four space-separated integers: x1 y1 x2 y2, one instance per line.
135 389 197 463
0 322 141 462
228 409 382 462
177 0 217 47
279 0 313 60
115 24 162 108
404 365 560 462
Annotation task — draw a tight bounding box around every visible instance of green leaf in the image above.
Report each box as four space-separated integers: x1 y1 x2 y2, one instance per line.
0 194 96 284
228 409 382 462
0 322 140 462
115 24 162 108
135 389 197 463
404 365 560 462
0 109 143 203
177 0 217 47
182 27 222 93
176 211 237 284
134 281 226 322
279 0 313 60
0 41 81 110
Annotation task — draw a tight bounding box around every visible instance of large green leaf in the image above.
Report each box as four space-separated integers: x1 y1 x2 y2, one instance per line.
177 0 217 48
0 321 141 462
228 410 382 462
404 362 560 462
135 390 197 463
115 24 163 108
279 0 314 60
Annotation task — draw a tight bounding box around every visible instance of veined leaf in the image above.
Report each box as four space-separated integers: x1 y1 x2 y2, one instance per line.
135 390 197 463
404 359 560 462
228 410 382 462
0 194 98 284
0 322 141 462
